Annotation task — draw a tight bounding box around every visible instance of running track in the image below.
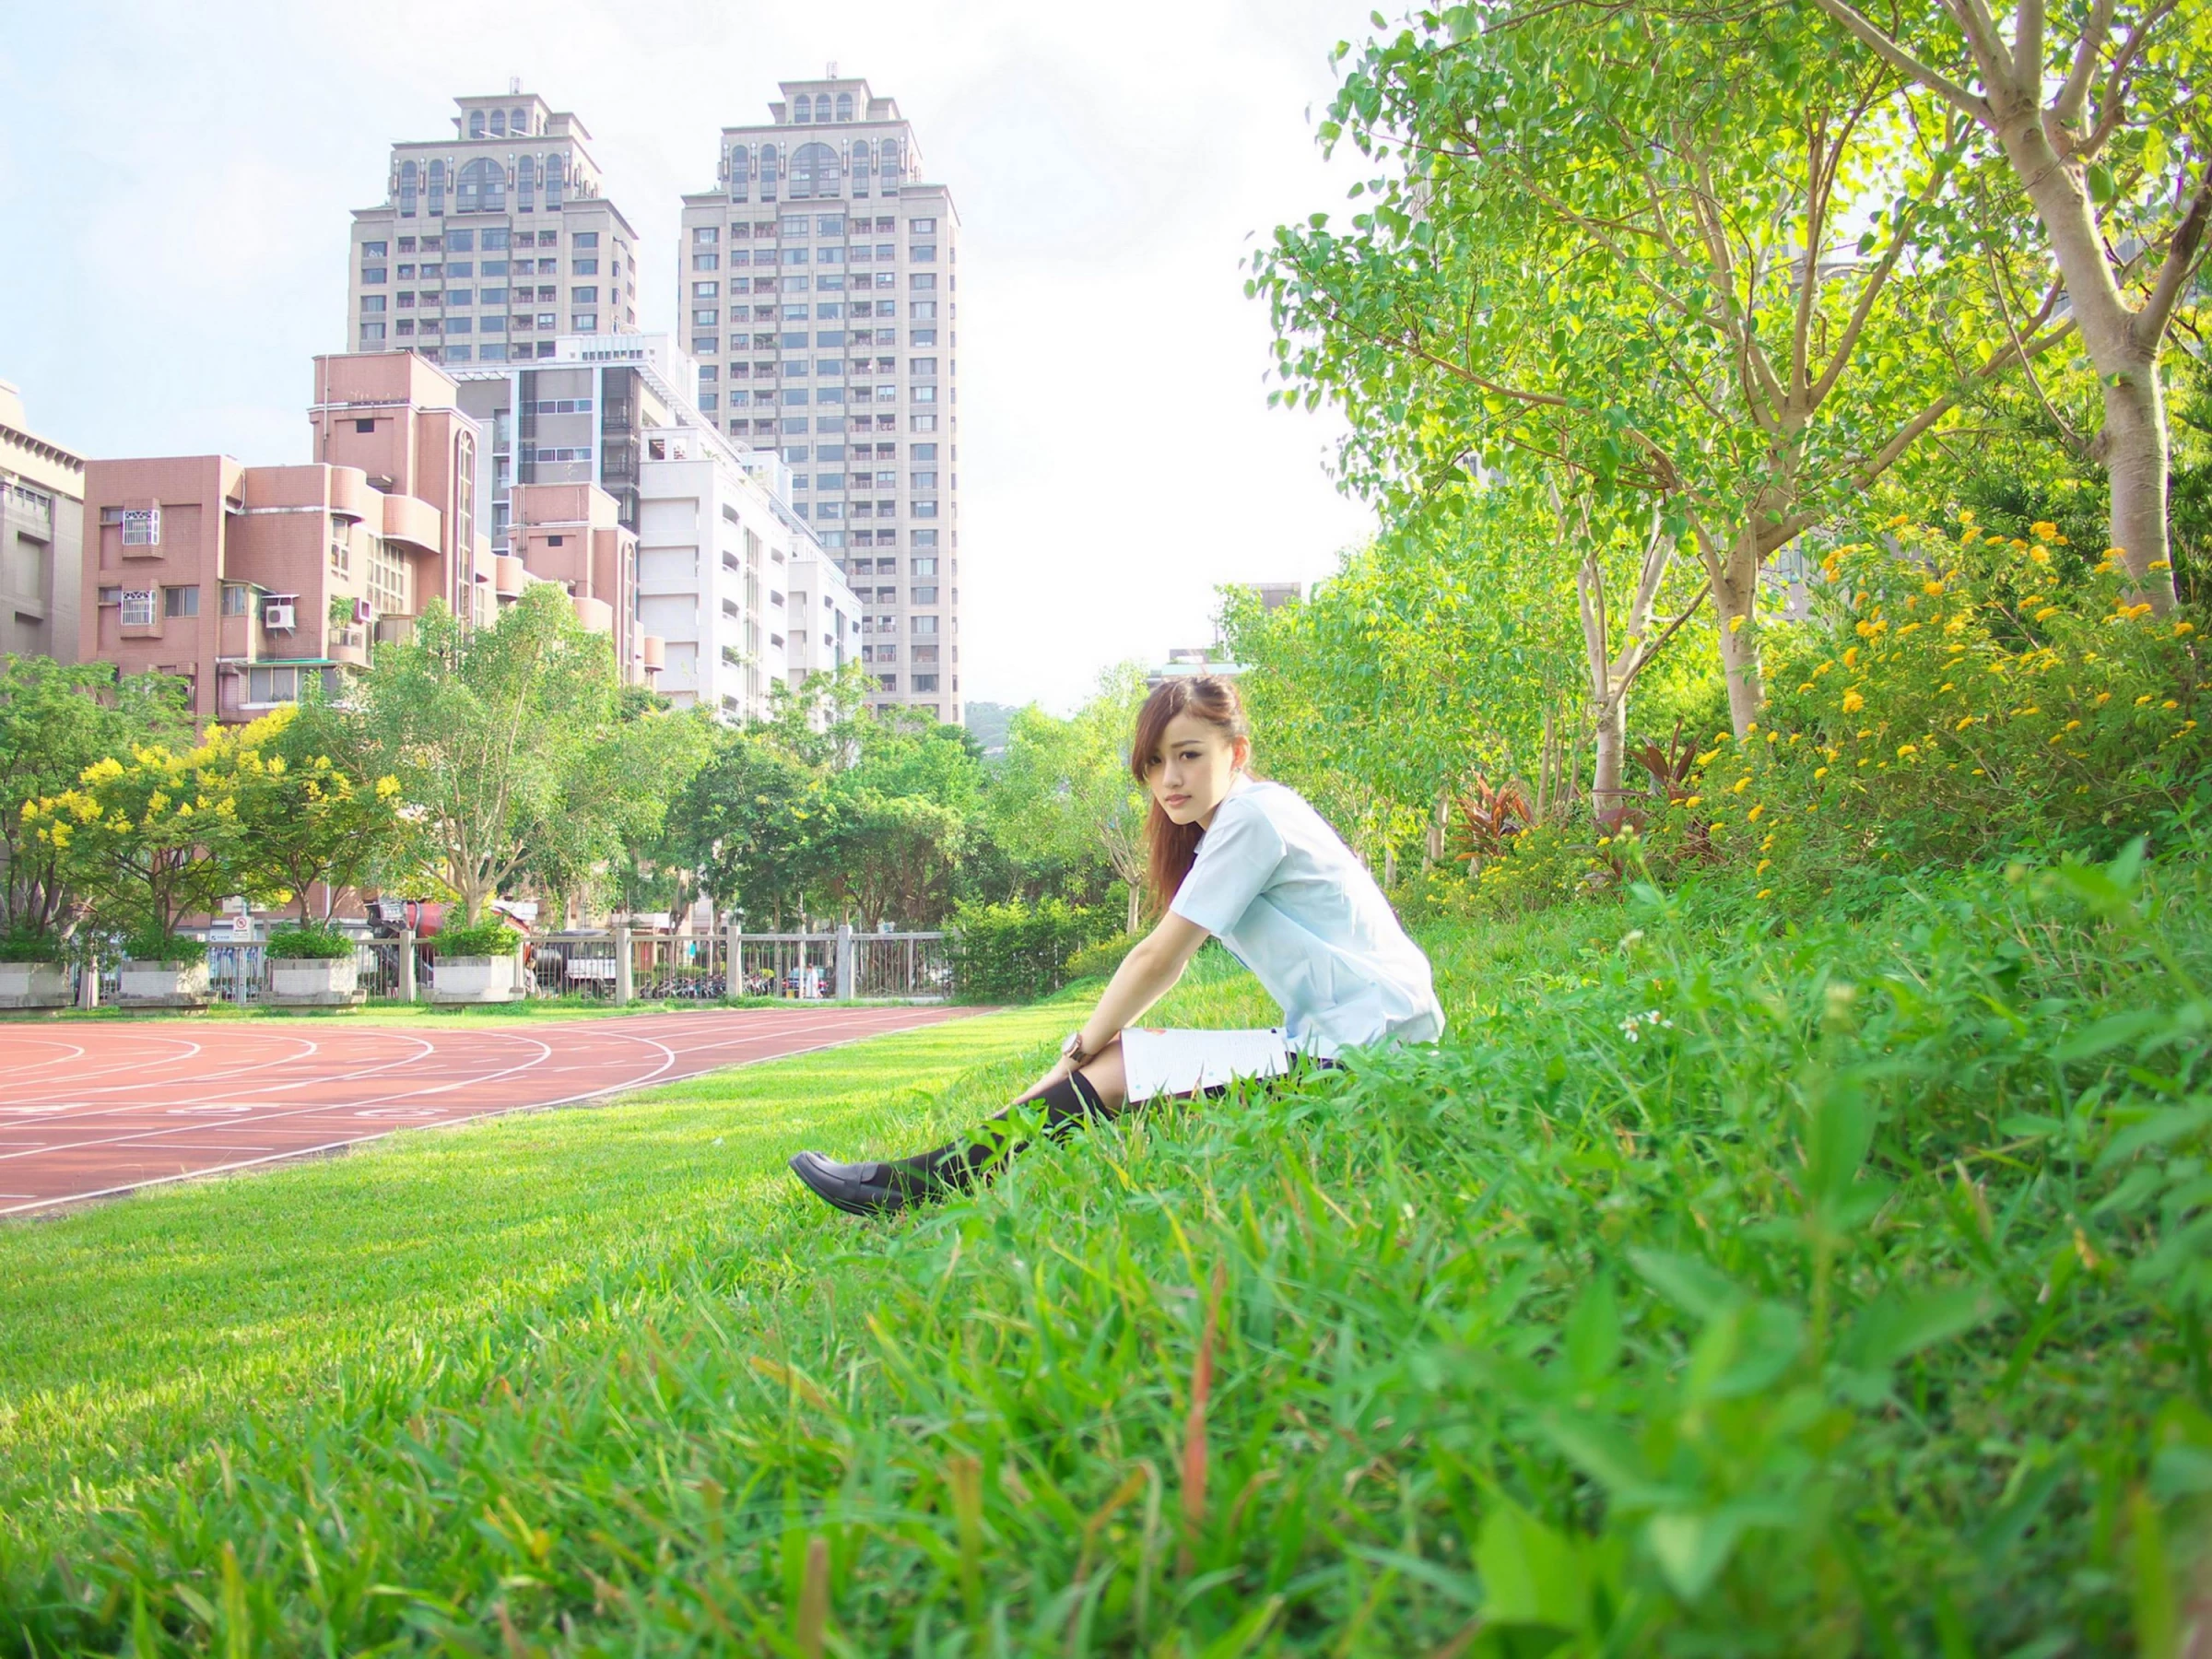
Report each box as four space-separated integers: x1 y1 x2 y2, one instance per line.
0 1005 982 1218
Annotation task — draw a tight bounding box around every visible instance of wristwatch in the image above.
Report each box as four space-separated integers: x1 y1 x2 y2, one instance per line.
1061 1028 1092 1065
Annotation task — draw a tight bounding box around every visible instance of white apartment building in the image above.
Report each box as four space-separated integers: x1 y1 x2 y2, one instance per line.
637 421 861 719
1 379 83 661
347 88 642 368
678 74 962 725
446 332 855 723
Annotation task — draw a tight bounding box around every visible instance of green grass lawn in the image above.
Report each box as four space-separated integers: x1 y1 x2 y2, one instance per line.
3 865 2207 1653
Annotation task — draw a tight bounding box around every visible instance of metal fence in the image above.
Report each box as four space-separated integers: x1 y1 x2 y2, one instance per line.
39 924 953 1009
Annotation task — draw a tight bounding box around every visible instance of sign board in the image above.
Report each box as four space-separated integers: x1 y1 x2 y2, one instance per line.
564 958 618 980
227 913 253 941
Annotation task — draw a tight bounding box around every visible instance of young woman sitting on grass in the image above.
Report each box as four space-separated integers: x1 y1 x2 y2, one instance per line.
789 674 1446 1217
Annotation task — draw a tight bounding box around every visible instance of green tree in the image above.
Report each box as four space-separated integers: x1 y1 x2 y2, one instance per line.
29 712 288 944
982 665 1151 928
657 728 828 931
1806 0 2211 608
359 586 669 924
0 657 187 944
1257 3 2069 737
230 700 408 924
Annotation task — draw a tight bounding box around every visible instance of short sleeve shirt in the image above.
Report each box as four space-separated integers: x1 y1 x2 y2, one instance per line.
1168 775 1446 1059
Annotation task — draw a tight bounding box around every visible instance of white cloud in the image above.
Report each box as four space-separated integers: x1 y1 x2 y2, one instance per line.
0 0 1380 712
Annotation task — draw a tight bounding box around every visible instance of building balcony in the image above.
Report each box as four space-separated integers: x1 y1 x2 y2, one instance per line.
572 594 614 635
494 555 528 599
329 626 370 667
373 616 417 647
328 467 378 523
382 491 443 553
642 632 665 672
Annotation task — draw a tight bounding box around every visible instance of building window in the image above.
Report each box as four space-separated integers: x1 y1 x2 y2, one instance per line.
361 266 387 284
572 258 599 275
360 323 387 344
912 615 938 635
910 244 937 262
571 286 599 303
910 273 937 291
911 471 937 489
162 585 198 618
910 414 938 432
370 538 408 616
246 665 324 706
456 157 505 213
836 91 854 122
911 384 936 403
122 508 160 547
221 583 251 617
400 159 418 216
120 590 157 627
428 157 445 214
574 231 599 248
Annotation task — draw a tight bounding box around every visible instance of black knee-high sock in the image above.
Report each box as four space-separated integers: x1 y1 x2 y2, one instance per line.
892 1070 1112 1191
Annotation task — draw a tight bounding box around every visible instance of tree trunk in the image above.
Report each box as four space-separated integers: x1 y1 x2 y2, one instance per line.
1125 882 1141 935
1992 104 2179 608
1383 844 1397 889
1592 692 1628 818
1696 523 1766 736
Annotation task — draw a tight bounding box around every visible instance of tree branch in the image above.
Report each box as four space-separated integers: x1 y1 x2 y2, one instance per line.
2051 0 2114 130
1804 0 1993 122
2134 159 2212 349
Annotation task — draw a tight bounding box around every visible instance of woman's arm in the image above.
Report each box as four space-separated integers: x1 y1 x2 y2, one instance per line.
1018 912 1212 1099
1077 912 1211 1055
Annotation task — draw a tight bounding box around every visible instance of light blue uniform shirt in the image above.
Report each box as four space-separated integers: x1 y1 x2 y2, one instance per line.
1168 775 1446 1060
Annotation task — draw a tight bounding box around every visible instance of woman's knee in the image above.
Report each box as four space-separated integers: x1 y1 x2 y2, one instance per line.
1077 1044 1128 1111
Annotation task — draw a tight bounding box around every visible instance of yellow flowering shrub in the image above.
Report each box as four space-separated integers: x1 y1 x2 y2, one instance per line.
1651 513 2207 879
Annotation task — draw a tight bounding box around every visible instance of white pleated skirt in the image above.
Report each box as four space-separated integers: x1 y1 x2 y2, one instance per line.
1120 1026 1314 1104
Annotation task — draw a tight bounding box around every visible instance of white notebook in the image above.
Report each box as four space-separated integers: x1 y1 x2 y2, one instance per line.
1120 1026 1296 1104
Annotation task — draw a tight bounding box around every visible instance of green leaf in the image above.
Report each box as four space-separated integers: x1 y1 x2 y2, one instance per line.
1645 1510 1745 1603
1841 1285 1991 1372
1477 1499 1589 1630
1629 1249 1745 1323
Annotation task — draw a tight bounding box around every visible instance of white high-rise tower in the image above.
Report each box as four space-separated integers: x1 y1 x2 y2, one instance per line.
678 75 961 724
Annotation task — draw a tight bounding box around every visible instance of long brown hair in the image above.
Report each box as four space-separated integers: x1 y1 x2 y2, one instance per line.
1129 675 1253 917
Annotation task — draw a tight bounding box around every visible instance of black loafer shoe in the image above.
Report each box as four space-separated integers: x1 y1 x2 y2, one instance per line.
789 1150 912 1217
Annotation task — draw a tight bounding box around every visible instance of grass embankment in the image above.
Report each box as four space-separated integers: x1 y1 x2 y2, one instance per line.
5 856 2210 1653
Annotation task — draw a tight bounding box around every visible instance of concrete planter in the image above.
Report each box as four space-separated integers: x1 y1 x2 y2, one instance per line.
0 961 73 1009
118 959 211 1008
265 957 364 1006
429 955 521 1004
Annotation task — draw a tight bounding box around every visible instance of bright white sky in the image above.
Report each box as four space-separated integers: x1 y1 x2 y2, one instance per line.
0 0 1382 714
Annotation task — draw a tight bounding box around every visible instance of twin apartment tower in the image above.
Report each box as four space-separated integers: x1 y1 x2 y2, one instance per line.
164 74 955 732
340 76 959 724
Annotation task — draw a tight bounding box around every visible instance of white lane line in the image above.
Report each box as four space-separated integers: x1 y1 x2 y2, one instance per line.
0 1030 442 1132
0 1030 324 1102
0 1032 207 1098
0 1030 562 1167
0 1036 89 1073
0 1006 988 1216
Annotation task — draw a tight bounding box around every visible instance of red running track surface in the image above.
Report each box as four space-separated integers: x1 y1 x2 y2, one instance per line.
0 1005 983 1218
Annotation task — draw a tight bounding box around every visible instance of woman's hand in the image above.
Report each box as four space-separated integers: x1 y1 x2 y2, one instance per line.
1016 1053 1075 1105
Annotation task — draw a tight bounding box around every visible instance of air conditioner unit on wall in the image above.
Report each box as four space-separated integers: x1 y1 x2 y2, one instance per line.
352 598 373 624
264 601 297 631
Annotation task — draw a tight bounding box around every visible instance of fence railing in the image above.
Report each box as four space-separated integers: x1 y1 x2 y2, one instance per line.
31 924 952 1008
